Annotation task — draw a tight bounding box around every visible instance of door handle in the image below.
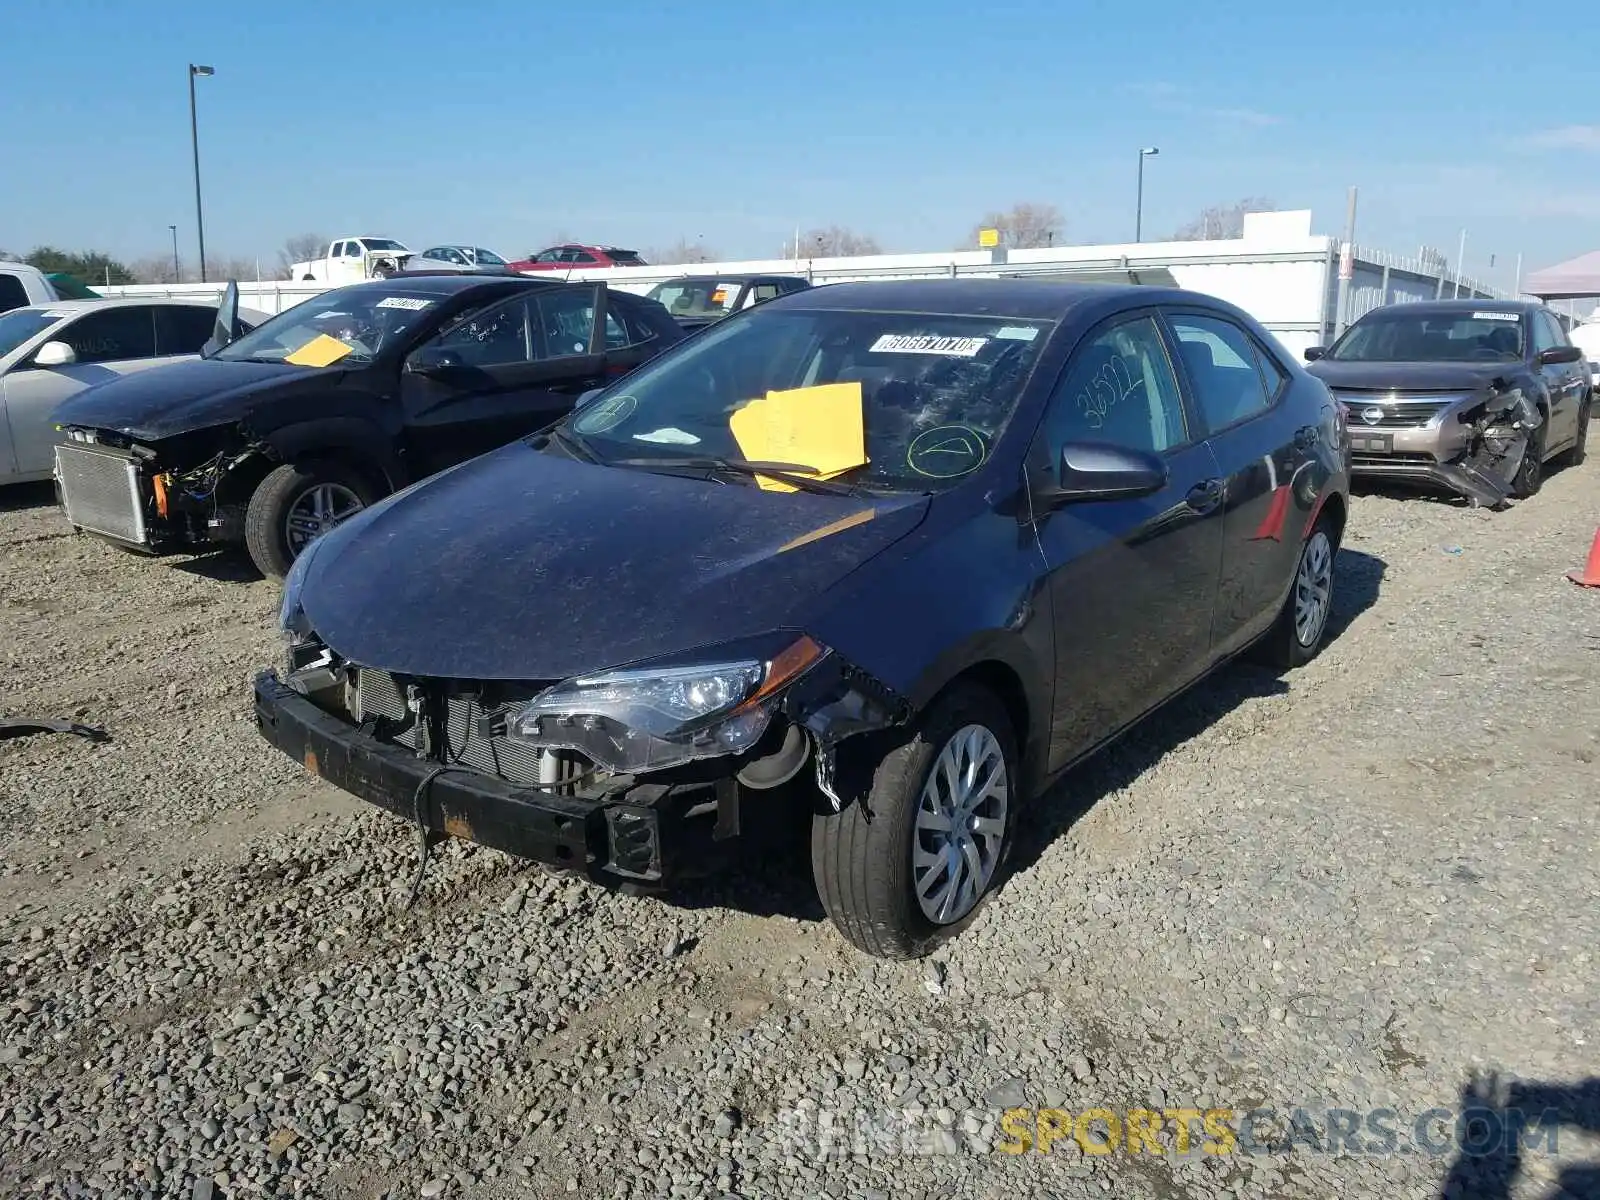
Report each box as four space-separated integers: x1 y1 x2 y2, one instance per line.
1186 479 1224 512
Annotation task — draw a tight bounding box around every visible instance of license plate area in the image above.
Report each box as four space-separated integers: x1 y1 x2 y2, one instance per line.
1349 432 1393 453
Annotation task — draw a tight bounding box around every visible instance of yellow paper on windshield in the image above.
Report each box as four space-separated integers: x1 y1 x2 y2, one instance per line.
728 382 866 492
284 333 356 368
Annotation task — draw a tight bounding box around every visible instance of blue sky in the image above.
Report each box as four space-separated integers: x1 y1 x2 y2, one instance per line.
4 0 1599 290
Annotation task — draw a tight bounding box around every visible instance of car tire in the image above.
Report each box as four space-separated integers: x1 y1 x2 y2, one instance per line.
301 274 315 281
810 682 1018 960
1510 418 1547 499
1257 509 1339 671
1554 393 1590 468
244 459 380 580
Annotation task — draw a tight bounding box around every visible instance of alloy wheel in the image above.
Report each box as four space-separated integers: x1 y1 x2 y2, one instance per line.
912 724 1009 924
284 483 365 556
1294 530 1333 648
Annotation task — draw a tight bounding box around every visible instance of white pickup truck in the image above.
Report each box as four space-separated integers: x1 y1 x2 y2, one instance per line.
0 261 102 316
289 236 414 283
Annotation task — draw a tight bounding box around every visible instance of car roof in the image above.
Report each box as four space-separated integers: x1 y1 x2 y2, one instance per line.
331 274 565 296
766 278 1207 320
653 274 805 284
8 298 220 316
1363 299 1540 318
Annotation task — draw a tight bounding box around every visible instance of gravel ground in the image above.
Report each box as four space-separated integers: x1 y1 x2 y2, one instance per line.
1 450 1598 1200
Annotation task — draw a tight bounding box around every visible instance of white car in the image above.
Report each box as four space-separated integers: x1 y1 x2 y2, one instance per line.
0 298 267 486
290 237 414 284
1565 315 1600 389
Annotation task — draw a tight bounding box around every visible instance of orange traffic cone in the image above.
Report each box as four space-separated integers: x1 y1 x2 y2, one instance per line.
1251 484 1291 541
1568 528 1600 587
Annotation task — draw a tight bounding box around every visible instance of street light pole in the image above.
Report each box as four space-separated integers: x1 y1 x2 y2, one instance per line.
188 64 214 282
169 225 180 282
1135 147 1159 242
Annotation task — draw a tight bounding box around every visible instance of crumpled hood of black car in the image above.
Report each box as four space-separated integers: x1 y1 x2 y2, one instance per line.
297 441 931 681
50 357 329 440
1307 359 1512 393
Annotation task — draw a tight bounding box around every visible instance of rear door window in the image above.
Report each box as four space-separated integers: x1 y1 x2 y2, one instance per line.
535 289 600 358
57 306 158 363
1166 313 1272 432
154 305 219 355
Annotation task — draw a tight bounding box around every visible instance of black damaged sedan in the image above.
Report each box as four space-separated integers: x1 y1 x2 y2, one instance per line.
256 279 1351 959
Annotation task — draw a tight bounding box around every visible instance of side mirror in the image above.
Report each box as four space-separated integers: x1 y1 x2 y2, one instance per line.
1037 442 1167 508
1303 346 1326 361
406 347 463 375
1538 345 1584 365
32 340 77 368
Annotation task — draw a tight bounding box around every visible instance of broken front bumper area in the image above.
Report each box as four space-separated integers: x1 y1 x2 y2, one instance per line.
53 433 248 553
252 670 745 888
1347 390 1543 509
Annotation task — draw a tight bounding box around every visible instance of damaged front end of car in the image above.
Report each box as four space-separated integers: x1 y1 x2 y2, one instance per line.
258 597 913 888
54 416 315 553
1435 382 1544 508
53 422 283 553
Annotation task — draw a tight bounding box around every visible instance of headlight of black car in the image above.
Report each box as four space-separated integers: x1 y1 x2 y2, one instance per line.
505 635 828 774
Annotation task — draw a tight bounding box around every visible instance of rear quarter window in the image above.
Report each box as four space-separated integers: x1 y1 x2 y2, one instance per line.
0 275 29 315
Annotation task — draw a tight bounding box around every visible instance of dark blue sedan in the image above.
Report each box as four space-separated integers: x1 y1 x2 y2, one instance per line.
256 279 1351 959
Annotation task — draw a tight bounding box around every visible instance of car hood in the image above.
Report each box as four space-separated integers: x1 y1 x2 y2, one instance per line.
297 441 931 681
49 357 332 440
1307 359 1512 392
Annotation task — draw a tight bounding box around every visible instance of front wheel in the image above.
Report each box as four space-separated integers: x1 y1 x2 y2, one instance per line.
811 683 1018 960
1509 419 1547 499
244 459 380 580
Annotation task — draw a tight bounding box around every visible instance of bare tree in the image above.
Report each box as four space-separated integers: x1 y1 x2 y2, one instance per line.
279 233 329 278
1170 198 1274 241
643 237 721 266
129 255 182 284
968 202 1064 249
798 226 882 257
207 255 266 282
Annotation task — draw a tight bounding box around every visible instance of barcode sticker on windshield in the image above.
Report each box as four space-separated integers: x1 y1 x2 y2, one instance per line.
870 334 988 357
1472 311 1519 321
376 296 432 311
994 326 1039 341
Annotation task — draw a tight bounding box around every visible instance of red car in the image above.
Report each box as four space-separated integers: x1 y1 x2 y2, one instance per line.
509 244 649 272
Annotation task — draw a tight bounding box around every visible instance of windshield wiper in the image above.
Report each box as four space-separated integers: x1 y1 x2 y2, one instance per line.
610 456 860 495
544 424 598 462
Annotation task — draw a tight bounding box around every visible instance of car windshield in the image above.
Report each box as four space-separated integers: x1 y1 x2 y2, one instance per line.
212 286 441 364
360 238 407 252
474 248 507 265
0 309 63 359
1328 310 1526 363
648 280 746 318
566 307 1053 492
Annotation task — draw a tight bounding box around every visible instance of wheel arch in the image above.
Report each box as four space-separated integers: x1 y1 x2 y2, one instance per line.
903 643 1048 794
256 418 405 494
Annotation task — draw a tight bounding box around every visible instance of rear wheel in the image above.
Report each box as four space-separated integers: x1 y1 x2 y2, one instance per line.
1257 510 1338 670
244 459 380 580
811 683 1018 960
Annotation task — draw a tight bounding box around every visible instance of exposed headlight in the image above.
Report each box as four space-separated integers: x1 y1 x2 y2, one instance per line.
506 636 827 774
